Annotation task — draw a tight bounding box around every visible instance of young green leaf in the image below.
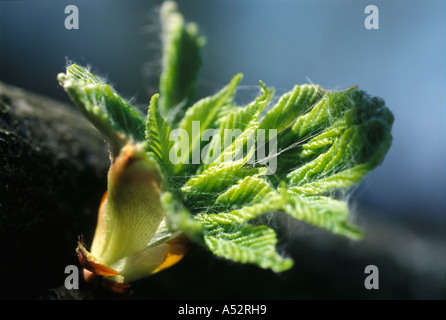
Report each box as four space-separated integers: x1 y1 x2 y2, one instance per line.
57 64 146 156
214 175 275 210
259 84 324 137
285 90 394 194
281 194 363 239
171 73 242 180
200 219 293 272
200 81 273 173
181 159 265 213
159 1 206 123
145 93 175 184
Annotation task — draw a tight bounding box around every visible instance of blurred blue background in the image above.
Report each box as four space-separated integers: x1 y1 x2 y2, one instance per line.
1 0 445 298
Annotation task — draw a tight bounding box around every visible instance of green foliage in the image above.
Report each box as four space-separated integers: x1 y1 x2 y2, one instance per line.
57 64 146 156
159 1 205 124
172 73 242 180
58 1 393 274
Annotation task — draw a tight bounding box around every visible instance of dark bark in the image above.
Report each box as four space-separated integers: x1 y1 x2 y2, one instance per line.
0 81 109 299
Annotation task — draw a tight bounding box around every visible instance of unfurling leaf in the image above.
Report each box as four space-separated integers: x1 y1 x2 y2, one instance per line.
57 64 146 156
159 0 205 123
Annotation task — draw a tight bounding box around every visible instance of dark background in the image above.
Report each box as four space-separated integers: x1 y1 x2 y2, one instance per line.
0 0 444 300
